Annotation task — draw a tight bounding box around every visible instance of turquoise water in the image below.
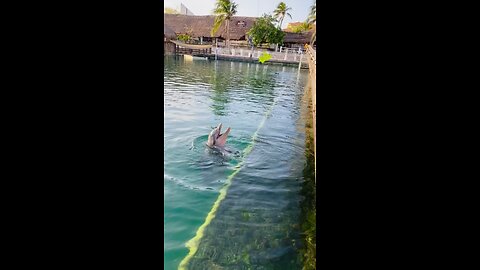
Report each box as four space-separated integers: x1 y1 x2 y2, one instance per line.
164 56 311 269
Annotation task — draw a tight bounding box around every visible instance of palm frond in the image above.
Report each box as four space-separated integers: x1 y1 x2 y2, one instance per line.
211 0 238 45
211 14 226 36
273 2 292 23
309 2 316 18
230 3 238 15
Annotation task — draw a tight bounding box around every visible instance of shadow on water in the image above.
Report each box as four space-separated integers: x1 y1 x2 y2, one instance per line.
244 72 276 107
209 61 230 116
208 61 278 116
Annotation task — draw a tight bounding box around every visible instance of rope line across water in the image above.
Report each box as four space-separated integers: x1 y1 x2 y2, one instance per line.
178 100 277 270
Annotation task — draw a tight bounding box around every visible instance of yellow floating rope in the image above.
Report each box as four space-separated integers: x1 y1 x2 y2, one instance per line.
178 101 276 270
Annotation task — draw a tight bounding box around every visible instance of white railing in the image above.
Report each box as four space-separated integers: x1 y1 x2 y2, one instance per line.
213 46 308 64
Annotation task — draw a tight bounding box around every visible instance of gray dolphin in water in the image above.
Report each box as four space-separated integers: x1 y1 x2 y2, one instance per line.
207 123 231 148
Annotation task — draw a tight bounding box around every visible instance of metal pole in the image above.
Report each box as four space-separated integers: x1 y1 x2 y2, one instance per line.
298 52 303 69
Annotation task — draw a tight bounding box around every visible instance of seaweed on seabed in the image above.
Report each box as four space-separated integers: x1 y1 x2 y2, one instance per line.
299 91 316 270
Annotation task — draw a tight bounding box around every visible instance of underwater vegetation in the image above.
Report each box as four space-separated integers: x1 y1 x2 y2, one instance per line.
299 83 316 270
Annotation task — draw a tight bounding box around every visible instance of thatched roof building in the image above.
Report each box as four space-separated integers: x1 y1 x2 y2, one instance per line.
164 25 176 40
164 14 256 40
282 22 316 46
283 31 313 44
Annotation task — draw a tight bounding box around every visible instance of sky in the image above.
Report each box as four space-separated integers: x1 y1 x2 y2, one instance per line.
163 0 313 28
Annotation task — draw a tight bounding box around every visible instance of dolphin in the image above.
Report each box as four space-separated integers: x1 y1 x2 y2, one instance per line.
207 123 231 148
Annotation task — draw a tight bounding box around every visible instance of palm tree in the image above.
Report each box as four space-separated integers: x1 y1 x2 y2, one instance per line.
211 0 238 48
273 2 292 30
307 2 316 44
288 22 312 33
307 2 316 25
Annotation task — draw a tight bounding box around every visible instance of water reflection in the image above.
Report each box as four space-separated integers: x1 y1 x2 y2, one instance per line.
207 61 278 116
209 61 231 116
164 56 311 270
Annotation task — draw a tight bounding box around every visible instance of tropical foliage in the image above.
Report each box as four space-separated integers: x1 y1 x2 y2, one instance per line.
247 14 284 47
211 0 238 47
164 7 179 14
273 2 292 30
177 34 191 42
307 2 316 25
288 22 312 33
306 2 316 44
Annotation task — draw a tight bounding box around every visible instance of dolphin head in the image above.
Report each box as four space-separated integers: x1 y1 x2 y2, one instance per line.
207 123 231 148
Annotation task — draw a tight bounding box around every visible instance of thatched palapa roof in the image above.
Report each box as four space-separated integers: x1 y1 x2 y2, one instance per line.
283 31 314 44
164 14 256 40
164 25 176 39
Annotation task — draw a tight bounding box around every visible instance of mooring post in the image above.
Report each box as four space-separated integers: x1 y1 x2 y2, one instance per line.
284 48 288 60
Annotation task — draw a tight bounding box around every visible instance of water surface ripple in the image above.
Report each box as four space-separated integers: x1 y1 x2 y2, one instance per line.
164 56 309 270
